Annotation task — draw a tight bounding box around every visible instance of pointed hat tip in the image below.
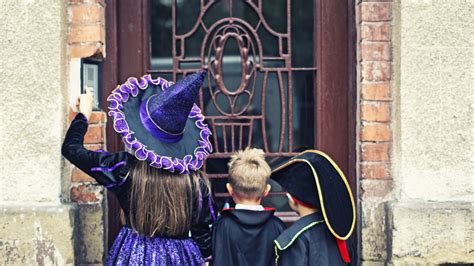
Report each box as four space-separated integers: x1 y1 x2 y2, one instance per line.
142 70 208 139
196 69 208 78
185 69 207 88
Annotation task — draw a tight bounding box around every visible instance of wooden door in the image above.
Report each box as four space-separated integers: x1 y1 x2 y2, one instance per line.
103 0 356 253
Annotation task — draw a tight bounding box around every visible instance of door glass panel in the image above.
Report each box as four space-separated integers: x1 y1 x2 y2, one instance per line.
150 0 315 218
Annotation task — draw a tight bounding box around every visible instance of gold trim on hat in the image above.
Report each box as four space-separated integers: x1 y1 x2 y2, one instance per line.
272 150 356 240
145 95 186 136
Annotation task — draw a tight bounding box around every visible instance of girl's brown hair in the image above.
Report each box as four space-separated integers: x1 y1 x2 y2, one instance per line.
129 160 207 237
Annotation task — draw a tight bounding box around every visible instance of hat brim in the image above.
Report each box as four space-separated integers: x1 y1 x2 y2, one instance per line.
107 75 213 174
270 157 322 209
271 150 356 240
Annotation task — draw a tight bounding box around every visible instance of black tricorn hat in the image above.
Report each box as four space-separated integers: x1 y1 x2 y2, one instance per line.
271 150 356 240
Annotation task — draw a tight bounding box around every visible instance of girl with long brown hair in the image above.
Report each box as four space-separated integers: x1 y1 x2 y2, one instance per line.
62 71 215 265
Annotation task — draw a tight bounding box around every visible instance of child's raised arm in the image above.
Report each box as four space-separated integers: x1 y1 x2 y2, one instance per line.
62 93 134 191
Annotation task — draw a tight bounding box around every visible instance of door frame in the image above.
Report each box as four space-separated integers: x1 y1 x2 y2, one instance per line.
103 0 357 257
102 0 151 249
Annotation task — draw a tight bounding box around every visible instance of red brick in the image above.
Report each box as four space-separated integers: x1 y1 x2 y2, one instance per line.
90 112 106 124
361 61 391 81
360 2 391 22
361 102 390 122
361 143 390 161
69 24 103 43
360 23 390 41
70 184 101 203
84 125 104 144
361 162 389 179
71 167 96 182
361 83 391 101
69 43 103 58
360 42 391 61
360 123 391 141
69 111 105 124
69 5 103 24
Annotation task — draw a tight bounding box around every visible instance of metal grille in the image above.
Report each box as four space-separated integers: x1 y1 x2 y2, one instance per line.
149 0 316 208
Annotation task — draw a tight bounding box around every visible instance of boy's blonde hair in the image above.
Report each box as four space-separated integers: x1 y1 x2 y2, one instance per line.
228 147 271 197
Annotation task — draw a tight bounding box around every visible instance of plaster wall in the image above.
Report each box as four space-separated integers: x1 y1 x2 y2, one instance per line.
390 202 473 264
397 0 474 202
0 1 75 263
0 0 68 204
388 0 474 263
0 206 75 265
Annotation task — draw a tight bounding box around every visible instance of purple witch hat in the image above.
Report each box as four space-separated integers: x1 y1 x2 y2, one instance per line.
107 70 213 174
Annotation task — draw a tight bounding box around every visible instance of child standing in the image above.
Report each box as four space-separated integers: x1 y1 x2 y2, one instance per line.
62 71 215 265
271 150 356 266
211 148 286 266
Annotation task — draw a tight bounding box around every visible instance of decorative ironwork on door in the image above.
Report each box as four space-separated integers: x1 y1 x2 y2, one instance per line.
149 0 316 207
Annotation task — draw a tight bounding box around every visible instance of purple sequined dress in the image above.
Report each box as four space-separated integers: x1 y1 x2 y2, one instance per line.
106 227 204 265
62 114 215 265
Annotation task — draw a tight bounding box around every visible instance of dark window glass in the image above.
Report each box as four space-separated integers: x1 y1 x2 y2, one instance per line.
150 0 315 215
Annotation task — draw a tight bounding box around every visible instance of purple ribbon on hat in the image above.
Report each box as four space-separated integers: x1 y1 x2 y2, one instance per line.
138 71 206 144
106 72 213 174
139 94 183 143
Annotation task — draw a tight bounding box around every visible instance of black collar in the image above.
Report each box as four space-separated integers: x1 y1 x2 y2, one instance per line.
274 212 324 250
220 208 276 226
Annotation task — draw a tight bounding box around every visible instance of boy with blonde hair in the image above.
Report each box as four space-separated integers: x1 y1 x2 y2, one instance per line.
211 148 286 266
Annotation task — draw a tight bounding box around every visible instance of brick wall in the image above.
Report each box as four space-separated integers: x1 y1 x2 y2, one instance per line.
68 112 106 204
66 111 107 264
67 0 107 264
68 0 105 58
66 0 106 204
359 1 392 182
357 1 394 263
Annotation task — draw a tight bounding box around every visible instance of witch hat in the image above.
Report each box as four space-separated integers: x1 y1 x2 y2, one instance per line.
107 70 213 174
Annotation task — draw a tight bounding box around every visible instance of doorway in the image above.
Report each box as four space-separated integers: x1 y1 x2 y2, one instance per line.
102 0 356 252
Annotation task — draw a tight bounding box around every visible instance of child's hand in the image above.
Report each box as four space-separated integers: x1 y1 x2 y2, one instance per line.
76 87 93 121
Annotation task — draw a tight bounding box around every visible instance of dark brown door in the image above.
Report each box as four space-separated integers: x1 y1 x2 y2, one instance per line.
103 0 356 251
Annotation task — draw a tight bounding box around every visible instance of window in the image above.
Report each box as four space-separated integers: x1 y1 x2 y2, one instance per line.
149 0 316 216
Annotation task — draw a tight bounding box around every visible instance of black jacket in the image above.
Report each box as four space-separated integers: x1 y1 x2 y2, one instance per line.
274 212 346 266
211 208 286 266
61 113 215 257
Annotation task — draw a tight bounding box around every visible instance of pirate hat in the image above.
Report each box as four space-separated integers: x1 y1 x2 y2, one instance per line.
271 150 356 240
107 70 212 174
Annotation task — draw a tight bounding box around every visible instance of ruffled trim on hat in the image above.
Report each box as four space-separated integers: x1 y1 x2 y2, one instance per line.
106 74 213 174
